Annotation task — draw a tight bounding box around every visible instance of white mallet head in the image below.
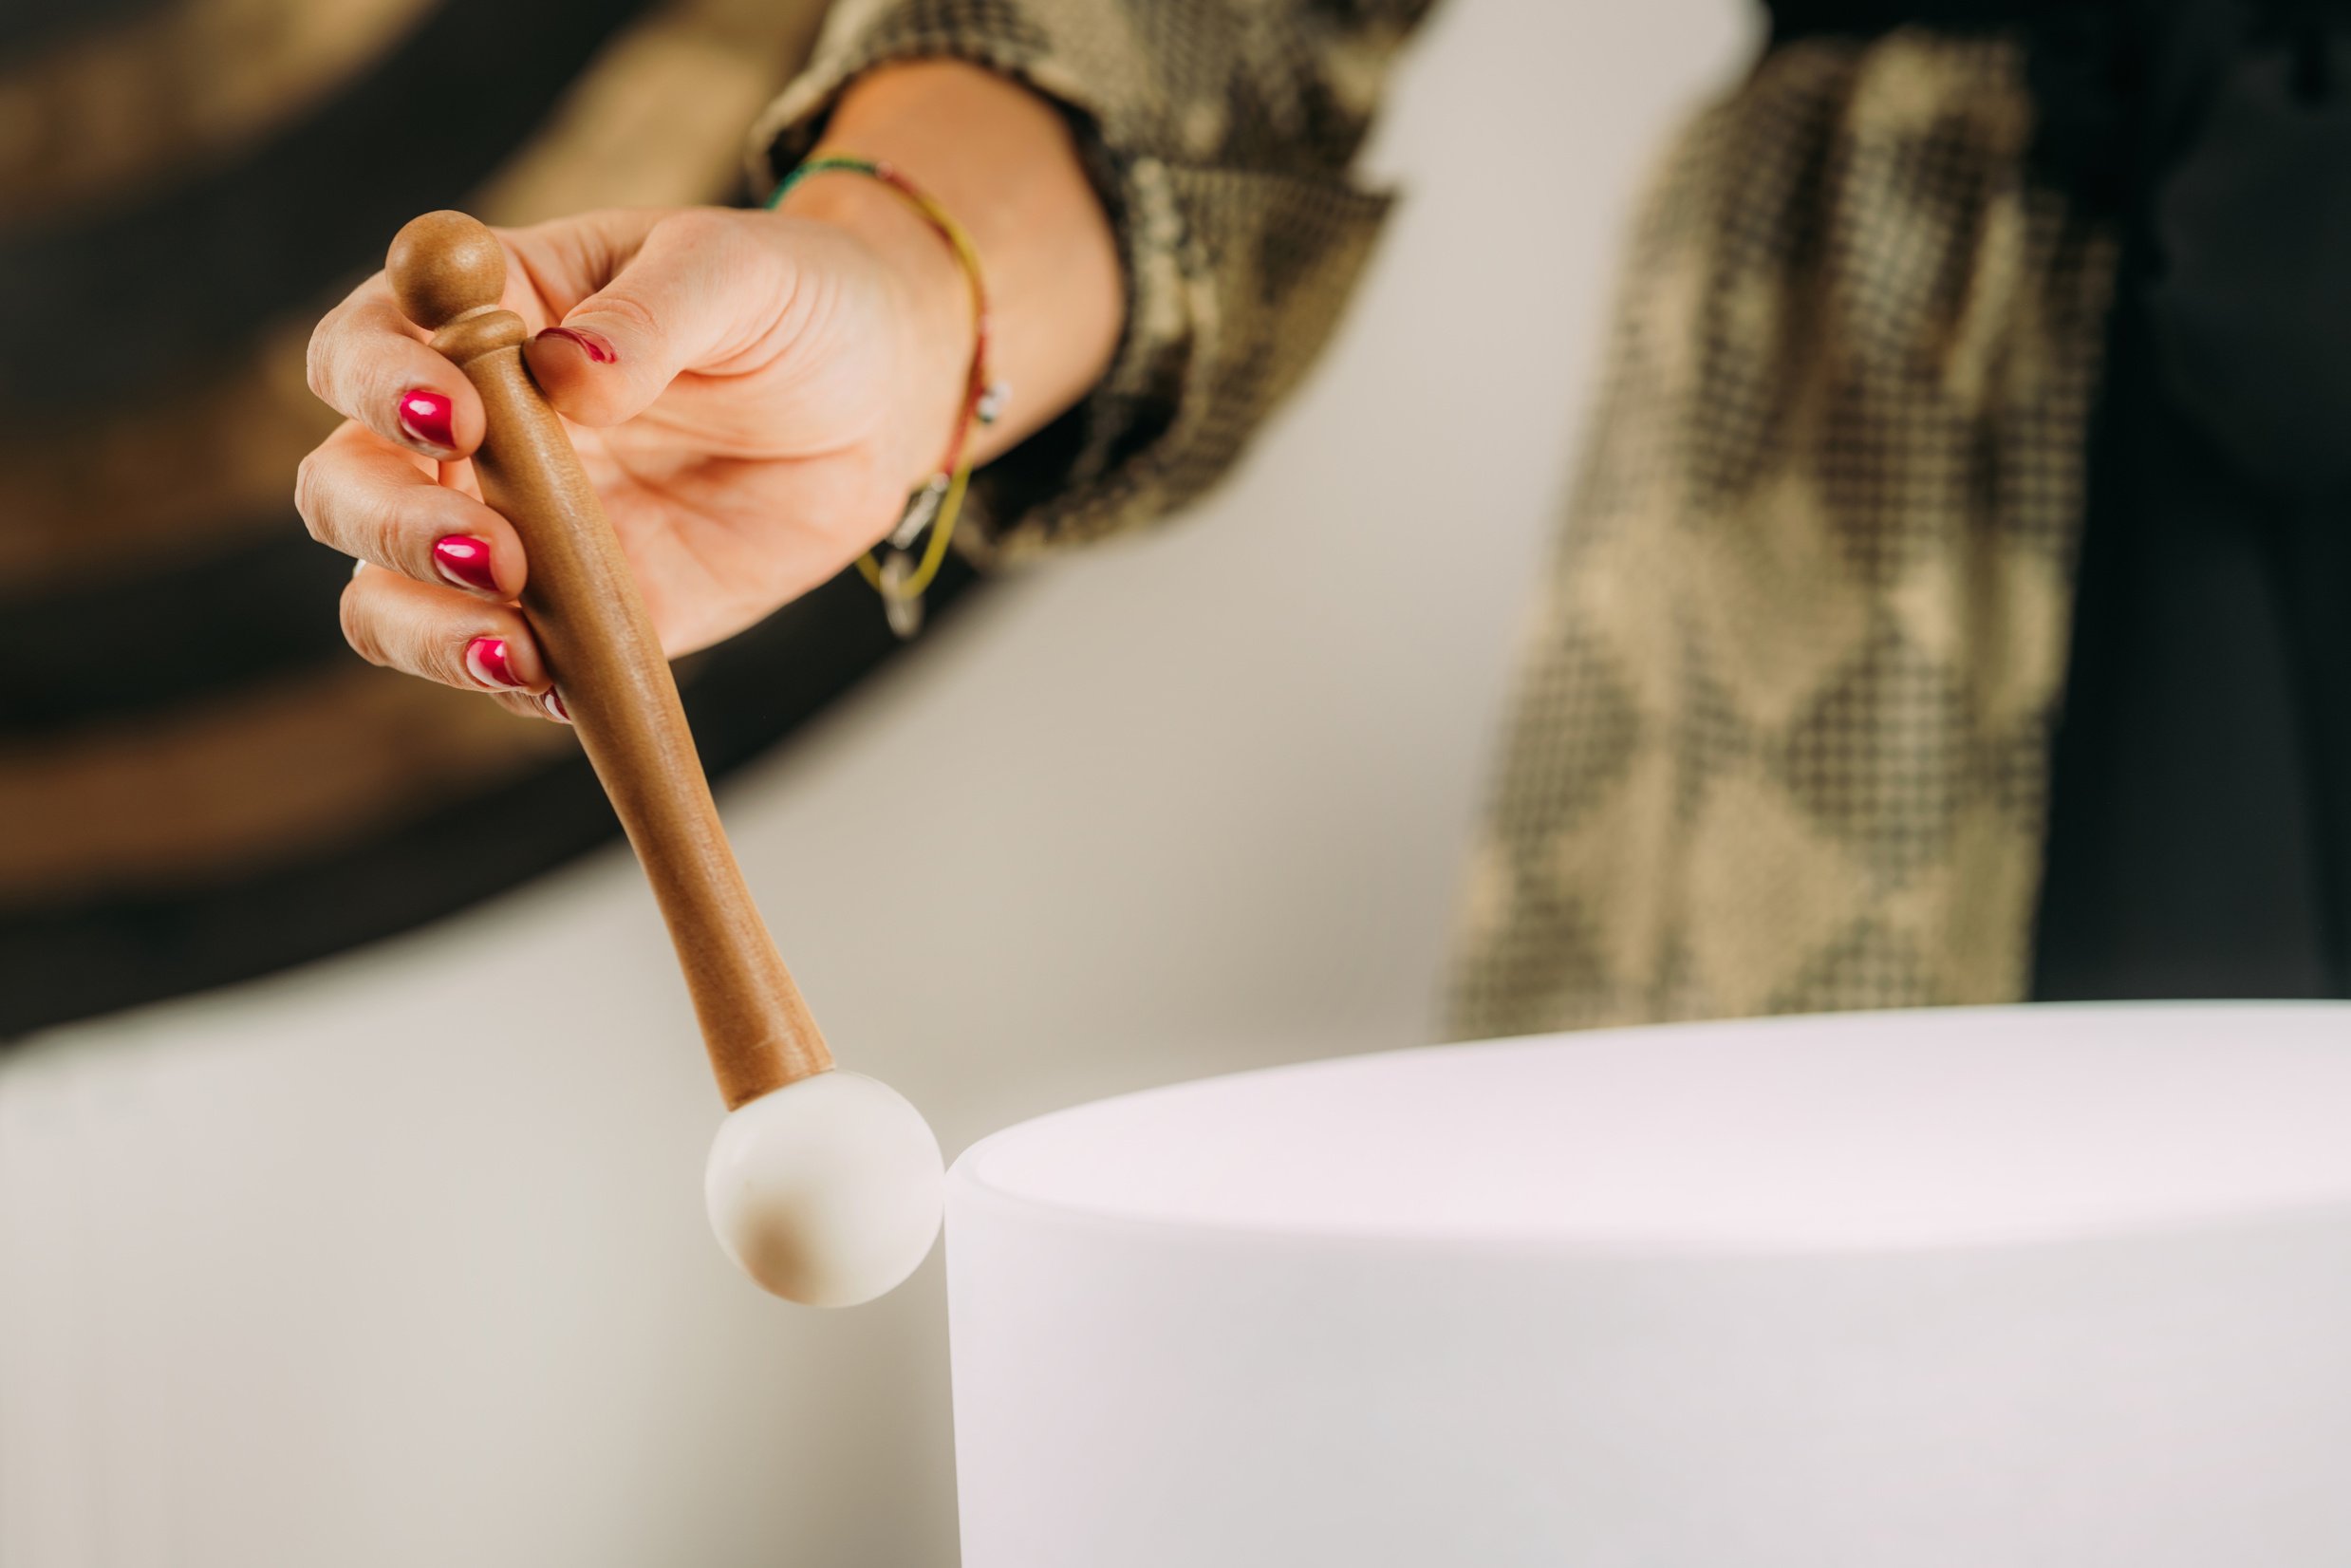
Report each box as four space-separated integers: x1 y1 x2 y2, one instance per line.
705 1070 946 1307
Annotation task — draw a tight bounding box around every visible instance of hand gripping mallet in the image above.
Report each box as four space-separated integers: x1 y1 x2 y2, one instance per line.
385 210 944 1307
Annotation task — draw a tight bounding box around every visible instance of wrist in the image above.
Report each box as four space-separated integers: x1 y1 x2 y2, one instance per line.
776 169 975 495
781 59 1123 471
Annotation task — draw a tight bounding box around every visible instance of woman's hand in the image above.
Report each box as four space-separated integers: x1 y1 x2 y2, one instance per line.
298 200 970 719
293 60 1123 720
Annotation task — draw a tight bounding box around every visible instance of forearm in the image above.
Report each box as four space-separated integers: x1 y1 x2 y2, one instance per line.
773 59 1125 480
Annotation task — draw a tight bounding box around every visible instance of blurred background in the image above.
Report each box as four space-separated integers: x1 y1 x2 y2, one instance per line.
0 0 1754 1561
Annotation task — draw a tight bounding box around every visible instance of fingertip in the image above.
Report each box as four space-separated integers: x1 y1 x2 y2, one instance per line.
393 383 483 459
460 631 549 694
539 325 618 364
394 385 455 452
525 323 635 426
312 290 488 457
429 531 526 600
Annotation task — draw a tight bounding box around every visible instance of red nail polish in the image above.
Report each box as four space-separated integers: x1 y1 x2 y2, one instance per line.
542 688 571 723
432 535 499 592
464 636 526 689
398 387 455 450
537 326 616 364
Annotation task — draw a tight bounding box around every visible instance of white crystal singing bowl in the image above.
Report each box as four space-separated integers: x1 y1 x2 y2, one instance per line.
946 1003 2351 1567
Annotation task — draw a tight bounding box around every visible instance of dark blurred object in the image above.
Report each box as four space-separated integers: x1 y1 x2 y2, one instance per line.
0 0 150 57
0 0 975 1038
2146 8 2351 500
2035 0 2351 999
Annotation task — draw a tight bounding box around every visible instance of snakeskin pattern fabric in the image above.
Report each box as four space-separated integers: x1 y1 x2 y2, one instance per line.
758 14 2119 1037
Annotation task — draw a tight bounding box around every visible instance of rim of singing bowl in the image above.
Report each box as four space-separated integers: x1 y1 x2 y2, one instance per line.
948 1002 2351 1260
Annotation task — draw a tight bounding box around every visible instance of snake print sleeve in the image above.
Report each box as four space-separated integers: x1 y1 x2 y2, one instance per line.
750 0 1437 561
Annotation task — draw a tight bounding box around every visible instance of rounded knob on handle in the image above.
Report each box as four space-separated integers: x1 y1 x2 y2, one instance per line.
386 210 510 330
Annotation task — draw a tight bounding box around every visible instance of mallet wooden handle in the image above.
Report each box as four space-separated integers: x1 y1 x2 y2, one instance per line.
385 209 830 1108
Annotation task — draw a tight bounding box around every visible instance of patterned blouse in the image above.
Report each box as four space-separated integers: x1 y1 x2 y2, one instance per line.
756 2 2136 1038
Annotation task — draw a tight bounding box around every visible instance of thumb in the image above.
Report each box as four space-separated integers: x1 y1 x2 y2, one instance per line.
522 208 786 427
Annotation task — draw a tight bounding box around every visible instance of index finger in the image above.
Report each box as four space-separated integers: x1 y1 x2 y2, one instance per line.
306 274 487 460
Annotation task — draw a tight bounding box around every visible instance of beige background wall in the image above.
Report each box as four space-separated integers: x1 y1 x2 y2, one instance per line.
0 3 1753 1562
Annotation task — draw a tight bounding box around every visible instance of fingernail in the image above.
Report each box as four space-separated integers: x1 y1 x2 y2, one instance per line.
432 535 499 593
541 688 571 723
537 326 616 364
398 387 455 451
464 636 527 690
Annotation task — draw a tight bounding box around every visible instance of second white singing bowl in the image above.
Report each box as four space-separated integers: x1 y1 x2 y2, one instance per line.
947 1003 2351 1567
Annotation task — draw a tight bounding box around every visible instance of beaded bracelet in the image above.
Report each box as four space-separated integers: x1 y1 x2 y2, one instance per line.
767 152 1006 638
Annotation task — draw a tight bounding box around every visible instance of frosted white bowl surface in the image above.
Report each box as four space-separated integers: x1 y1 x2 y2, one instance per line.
947 1004 2351 1566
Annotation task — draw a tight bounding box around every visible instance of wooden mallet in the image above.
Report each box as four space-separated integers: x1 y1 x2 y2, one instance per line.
385 210 943 1307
